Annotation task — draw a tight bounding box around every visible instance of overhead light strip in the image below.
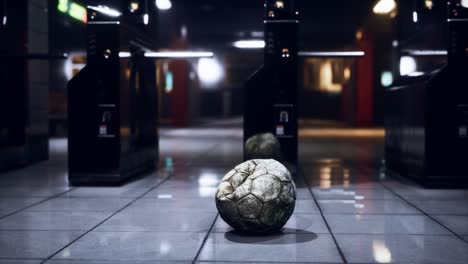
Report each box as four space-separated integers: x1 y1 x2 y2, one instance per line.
298 51 365 57
119 51 214 58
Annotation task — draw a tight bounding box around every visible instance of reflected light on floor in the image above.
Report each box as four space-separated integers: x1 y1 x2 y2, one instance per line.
160 241 172 255
157 194 173 199
320 166 332 188
373 240 392 263
299 128 385 138
198 173 219 187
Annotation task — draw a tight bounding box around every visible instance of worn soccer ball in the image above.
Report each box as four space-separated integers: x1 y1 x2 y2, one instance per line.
216 159 296 234
244 133 282 161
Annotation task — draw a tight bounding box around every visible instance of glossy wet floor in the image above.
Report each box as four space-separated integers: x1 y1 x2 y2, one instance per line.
0 123 467 264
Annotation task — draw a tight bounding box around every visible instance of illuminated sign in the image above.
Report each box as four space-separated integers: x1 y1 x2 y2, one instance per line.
57 0 87 23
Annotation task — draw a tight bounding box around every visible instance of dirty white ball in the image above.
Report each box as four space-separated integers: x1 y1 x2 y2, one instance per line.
216 159 296 233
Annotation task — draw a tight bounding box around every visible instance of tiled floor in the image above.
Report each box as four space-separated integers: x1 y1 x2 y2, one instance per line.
0 122 467 263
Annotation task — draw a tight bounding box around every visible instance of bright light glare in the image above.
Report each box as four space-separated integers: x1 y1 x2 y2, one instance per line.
119 52 131 58
87 5 121 17
463 0 468 8
408 71 425 77
373 240 392 263
156 0 172 10
299 51 365 57
413 11 418 23
197 58 224 88
400 56 417 76
145 51 213 58
2 16 6 26
143 13 149 25
373 0 396 14
198 173 219 187
233 40 265 49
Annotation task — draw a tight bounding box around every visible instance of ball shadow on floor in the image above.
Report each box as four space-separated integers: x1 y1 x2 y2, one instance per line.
224 228 318 245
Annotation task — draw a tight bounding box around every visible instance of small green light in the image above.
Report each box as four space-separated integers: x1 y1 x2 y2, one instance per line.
69 2 87 23
165 72 173 93
381 71 394 87
58 0 69 13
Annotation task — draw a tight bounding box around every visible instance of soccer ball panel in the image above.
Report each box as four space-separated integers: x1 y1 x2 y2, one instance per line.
279 182 296 205
249 167 268 180
237 194 263 219
227 178 253 202
259 199 285 227
229 172 249 189
217 197 241 225
251 175 281 203
216 181 234 199
221 169 237 182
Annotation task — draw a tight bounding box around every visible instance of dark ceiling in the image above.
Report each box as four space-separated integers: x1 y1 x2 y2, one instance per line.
159 0 376 50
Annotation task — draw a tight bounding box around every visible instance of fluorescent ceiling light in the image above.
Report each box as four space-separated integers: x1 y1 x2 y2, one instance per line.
144 51 214 58
119 52 131 58
156 0 172 10
88 5 121 17
233 40 265 49
403 50 447 56
400 56 417 76
298 51 365 57
462 0 468 8
373 0 396 14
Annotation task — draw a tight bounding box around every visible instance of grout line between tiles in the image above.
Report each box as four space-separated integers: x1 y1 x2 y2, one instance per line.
380 182 468 244
39 168 172 264
300 166 348 264
0 188 78 221
192 139 232 263
192 214 219 264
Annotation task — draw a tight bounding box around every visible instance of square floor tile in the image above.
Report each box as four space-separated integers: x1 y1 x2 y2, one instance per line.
0 186 71 198
335 234 468 264
393 188 468 201
212 213 330 234
312 187 398 200
61 186 151 198
26 198 133 212
46 260 189 264
325 214 450 235
196 262 339 264
295 187 314 200
0 198 44 212
307 182 385 190
294 200 321 214
0 230 82 259
53 231 206 262
411 200 468 215
95 211 217 232
433 215 468 235
198 232 342 263
144 187 217 199
131 198 217 213
0 211 112 231
0 260 42 264
318 199 420 215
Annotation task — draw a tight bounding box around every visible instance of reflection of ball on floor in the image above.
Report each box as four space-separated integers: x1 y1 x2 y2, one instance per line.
216 159 296 234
